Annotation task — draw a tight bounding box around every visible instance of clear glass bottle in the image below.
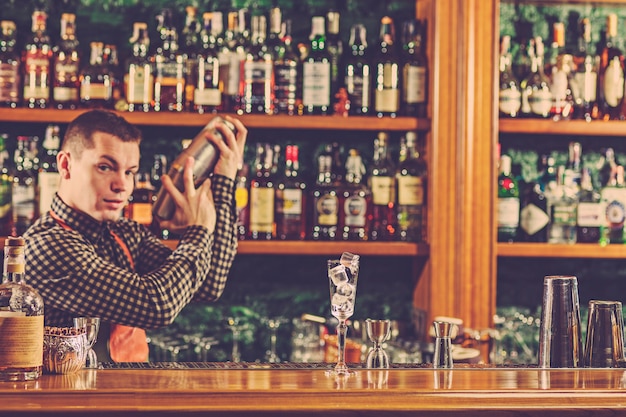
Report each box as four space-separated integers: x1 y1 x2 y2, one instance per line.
0 236 44 382
549 54 575 121
153 9 186 112
124 22 153 113
38 124 60 216
572 18 598 121
396 131 427 242
546 165 578 244
520 37 552 118
341 149 371 241
193 12 222 114
369 132 396 241
598 13 625 120
302 16 332 115
374 16 401 118
497 154 520 242
52 13 80 109
22 10 52 109
11 136 36 237
249 143 275 240
343 23 371 115
400 19 428 118
0 21 21 108
276 144 306 240
79 41 114 108
0 134 11 236
498 35 521 118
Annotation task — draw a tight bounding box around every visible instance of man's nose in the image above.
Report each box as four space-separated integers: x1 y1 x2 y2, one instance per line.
111 172 130 192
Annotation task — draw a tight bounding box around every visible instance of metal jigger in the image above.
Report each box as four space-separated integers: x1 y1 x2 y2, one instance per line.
366 319 391 369
433 321 454 369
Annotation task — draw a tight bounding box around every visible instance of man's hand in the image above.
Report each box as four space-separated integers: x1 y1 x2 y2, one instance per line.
209 115 248 180
159 156 217 234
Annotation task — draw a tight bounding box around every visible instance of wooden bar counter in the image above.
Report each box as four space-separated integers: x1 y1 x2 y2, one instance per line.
2 364 626 416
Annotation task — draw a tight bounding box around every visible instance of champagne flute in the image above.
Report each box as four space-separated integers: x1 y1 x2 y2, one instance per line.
326 253 360 376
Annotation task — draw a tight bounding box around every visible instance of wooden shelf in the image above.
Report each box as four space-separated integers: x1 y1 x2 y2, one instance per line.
0 108 429 132
499 118 626 137
497 242 626 259
163 240 428 256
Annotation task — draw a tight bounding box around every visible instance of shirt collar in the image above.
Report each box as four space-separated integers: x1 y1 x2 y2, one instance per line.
50 194 114 244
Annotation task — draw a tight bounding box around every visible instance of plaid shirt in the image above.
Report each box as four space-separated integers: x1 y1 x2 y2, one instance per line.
24 174 238 330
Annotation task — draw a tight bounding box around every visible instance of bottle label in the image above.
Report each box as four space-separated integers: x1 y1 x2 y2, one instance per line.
403 66 426 103
528 89 552 116
222 51 245 96
302 61 331 106
577 201 605 227
603 58 625 107
0 315 44 368
249 187 274 233
370 176 395 205
375 87 400 113
0 63 20 102
602 188 626 228
80 82 110 100
397 176 424 205
235 186 249 210
499 88 522 115
38 171 60 216
573 71 597 102
551 69 569 106
125 65 154 104
552 204 577 225
194 88 221 106
344 195 367 227
12 184 35 219
23 52 50 100
520 203 549 235
195 58 221 106
316 193 338 226
52 86 78 102
274 63 298 107
276 188 303 215
497 197 520 227
345 70 371 109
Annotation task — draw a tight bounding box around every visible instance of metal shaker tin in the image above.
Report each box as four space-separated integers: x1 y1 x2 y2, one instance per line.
152 116 236 221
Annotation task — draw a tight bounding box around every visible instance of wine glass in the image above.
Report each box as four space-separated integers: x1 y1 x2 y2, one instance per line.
73 317 101 369
326 252 360 376
226 317 247 362
261 317 288 363
366 319 391 369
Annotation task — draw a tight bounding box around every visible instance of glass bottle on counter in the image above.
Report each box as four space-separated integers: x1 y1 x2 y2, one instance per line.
396 131 427 242
79 42 114 109
0 236 44 382
125 22 153 113
11 136 37 238
275 145 306 240
576 168 603 244
311 145 339 240
497 154 520 242
374 16 401 118
341 149 371 241
153 9 186 112
520 37 551 118
193 12 222 114
400 19 428 118
499 35 521 118
546 165 578 244
343 23 371 115
0 134 11 236
302 16 331 115
369 132 396 241
52 13 80 110
598 13 625 121
0 21 21 108
572 18 598 121
38 124 60 216
22 10 52 109
249 143 275 240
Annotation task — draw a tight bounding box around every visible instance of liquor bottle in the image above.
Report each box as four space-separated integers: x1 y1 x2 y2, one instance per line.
249 143 275 240
369 132 396 241
343 23 371 115
79 41 114 108
549 53 575 120
518 182 549 242
275 145 306 240
126 172 155 228
537 154 557 192
520 37 552 118
341 149 371 241
219 10 248 112
273 18 300 115
238 13 274 114
148 154 171 239
266 7 284 60
38 124 60 216
400 19 428 118
181 6 201 111
498 35 521 118
598 13 625 120
124 22 153 113
396 131 427 242
576 167 603 244
601 165 626 244
193 12 222 114
235 162 250 241
0 236 44 382
546 165 578 244
599 147 618 189
564 141 583 188
11 136 37 236
153 9 186 112
52 13 80 110
512 38 532 83
326 10 343 98
497 154 520 242
0 21 21 108
545 22 565 77
302 16 332 114
103 44 123 110
311 144 339 240
572 18 598 121
374 16 401 118
22 10 52 109
0 134 11 236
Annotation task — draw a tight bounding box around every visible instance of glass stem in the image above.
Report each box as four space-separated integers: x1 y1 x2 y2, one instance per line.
232 329 241 362
270 328 277 355
335 320 348 371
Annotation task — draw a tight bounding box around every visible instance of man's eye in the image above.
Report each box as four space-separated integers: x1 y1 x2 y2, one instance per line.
98 165 112 172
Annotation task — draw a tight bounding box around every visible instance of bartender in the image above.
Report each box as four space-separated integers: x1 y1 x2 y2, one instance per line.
24 110 247 362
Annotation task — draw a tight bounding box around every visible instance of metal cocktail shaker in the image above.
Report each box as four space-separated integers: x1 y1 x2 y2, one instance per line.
152 116 236 221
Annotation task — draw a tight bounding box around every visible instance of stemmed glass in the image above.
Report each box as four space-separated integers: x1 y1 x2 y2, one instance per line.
261 317 288 363
73 317 101 368
226 317 247 362
326 252 360 376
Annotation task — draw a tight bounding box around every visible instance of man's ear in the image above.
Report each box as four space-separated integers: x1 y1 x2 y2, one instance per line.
57 151 71 179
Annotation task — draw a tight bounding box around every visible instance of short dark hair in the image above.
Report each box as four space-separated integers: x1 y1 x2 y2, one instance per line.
62 110 142 157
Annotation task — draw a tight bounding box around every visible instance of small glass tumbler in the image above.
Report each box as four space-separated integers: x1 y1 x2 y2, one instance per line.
584 300 625 368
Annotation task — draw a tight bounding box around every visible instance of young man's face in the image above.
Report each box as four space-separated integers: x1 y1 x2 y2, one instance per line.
59 132 140 222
